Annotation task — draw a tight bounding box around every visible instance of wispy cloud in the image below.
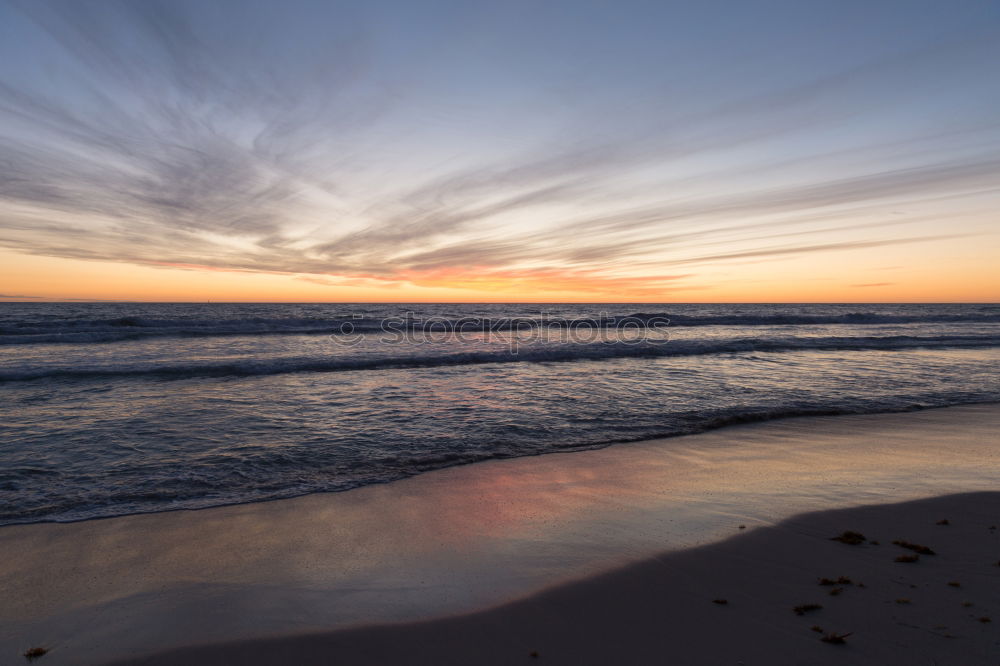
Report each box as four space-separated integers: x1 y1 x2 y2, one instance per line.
663 234 970 267
0 1 997 295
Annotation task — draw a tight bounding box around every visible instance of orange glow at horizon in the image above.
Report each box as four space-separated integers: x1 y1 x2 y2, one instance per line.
2 248 997 303
2 1 999 308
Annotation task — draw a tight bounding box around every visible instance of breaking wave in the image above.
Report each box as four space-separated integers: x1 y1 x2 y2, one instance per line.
2 334 997 382
2 310 999 345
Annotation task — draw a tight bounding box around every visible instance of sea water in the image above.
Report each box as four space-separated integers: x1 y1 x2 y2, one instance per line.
1 302 998 524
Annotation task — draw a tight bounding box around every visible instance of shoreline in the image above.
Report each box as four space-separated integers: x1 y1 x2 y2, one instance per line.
3 404 999 664
5 400 999 529
115 492 1000 665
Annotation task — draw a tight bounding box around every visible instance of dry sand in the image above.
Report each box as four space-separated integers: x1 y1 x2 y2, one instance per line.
113 492 1000 666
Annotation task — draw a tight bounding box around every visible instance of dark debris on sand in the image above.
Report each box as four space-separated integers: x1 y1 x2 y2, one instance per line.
23 647 48 661
794 603 823 616
818 576 853 586
892 540 935 555
830 531 866 545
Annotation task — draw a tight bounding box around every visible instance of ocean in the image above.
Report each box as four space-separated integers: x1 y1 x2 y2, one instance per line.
1 302 998 526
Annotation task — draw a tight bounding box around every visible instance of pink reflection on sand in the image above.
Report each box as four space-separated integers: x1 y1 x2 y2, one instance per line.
1 405 999 663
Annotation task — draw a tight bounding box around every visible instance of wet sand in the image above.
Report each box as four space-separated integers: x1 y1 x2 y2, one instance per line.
115 492 1000 666
2 403 999 664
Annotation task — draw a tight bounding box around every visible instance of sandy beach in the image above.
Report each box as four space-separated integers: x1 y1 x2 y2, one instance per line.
4 1 999 661
3 404 1000 665
118 492 1000 666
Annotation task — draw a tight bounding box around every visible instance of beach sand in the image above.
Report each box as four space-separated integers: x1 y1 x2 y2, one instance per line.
116 492 1000 666
3 404 999 664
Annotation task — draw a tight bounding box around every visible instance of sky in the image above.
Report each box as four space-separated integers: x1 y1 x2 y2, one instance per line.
0 0 998 302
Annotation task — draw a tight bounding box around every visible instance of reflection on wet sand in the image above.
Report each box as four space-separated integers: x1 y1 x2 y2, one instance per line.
1 404 998 665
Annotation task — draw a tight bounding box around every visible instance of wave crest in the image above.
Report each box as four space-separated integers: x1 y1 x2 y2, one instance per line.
2 334 996 382
2 311 999 345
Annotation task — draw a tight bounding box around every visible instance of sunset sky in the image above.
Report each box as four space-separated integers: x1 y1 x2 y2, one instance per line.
0 0 997 302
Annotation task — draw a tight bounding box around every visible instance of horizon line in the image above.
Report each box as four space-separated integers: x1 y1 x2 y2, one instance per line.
2 300 998 305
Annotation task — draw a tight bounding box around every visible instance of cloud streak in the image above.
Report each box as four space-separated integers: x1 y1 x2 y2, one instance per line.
0 1 998 296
